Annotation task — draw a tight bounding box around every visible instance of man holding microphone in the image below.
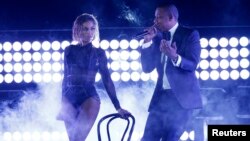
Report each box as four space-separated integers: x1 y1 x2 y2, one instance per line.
139 2 203 141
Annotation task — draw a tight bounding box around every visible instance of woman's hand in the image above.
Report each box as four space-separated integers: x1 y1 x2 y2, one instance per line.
117 108 131 119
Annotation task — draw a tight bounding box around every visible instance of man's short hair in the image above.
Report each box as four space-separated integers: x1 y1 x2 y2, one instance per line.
157 2 179 20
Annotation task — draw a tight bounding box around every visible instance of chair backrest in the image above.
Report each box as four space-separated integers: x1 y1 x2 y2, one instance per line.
97 113 135 141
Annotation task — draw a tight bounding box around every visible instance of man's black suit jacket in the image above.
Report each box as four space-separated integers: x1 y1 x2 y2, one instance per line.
141 25 203 111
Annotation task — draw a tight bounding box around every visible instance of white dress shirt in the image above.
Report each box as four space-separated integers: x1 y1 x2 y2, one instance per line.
142 23 182 89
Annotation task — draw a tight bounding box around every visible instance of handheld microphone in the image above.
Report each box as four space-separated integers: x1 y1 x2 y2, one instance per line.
132 31 149 39
132 24 157 39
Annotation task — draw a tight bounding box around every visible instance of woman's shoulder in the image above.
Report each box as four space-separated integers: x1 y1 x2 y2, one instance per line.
92 45 105 53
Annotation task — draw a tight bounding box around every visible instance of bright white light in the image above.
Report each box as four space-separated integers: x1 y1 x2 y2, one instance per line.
110 40 119 49
23 41 33 51
3 42 12 51
120 39 129 49
130 61 140 71
71 40 78 45
13 52 22 62
220 70 230 80
230 59 239 69
140 72 150 81
14 73 23 83
51 131 61 141
220 59 229 69
120 61 130 71
92 40 100 48
229 48 239 58
240 69 249 80
209 49 219 58
3 132 12 141
23 52 32 62
219 37 229 47
209 59 219 69
230 70 240 80
240 59 249 69
111 72 120 82
229 37 239 47
4 73 13 83
41 131 51 141
32 52 42 61
22 131 31 141
130 50 140 60
121 72 130 81
52 62 62 72
110 51 120 61
13 63 22 72
130 39 139 49
0 74 3 83
189 130 195 141
239 36 249 47
180 131 189 141
4 52 13 62
139 39 144 46
210 70 220 80
33 63 42 72
150 70 158 82
13 41 22 51
62 64 64 71
52 41 61 50
200 71 209 80
105 51 110 59
61 52 65 62
23 63 32 72
4 63 13 72
43 62 52 72
209 38 219 48
33 73 42 83
200 38 209 48
61 132 68 141
52 52 62 61
13 131 22 141
195 71 199 79
42 41 51 51
219 48 229 58
0 64 3 73
24 73 33 83
23 42 32 51
61 40 70 50
130 72 140 81
42 52 52 61
43 73 52 82
95 72 101 82
239 47 249 58
120 50 130 60
31 131 41 141
52 73 62 82
200 49 209 59
100 40 109 50
110 61 120 71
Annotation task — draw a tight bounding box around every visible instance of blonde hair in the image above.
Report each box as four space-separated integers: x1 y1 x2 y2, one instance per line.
72 13 100 45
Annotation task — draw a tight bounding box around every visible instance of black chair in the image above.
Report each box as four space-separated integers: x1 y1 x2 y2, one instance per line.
97 113 135 141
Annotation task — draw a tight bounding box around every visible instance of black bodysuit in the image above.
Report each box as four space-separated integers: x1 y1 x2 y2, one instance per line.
62 43 121 109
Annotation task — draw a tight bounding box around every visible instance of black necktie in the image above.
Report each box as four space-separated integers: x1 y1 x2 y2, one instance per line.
162 31 171 41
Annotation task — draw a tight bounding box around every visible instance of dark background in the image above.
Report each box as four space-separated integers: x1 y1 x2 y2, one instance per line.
1 0 250 30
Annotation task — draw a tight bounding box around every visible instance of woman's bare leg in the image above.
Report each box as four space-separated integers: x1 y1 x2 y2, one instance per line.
62 98 78 141
74 96 100 141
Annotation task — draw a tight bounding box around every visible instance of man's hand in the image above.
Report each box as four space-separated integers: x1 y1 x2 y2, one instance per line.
160 41 178 60
143 25 157 43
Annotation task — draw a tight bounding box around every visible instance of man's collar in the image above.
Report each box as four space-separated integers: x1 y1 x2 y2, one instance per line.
169 22 179 37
